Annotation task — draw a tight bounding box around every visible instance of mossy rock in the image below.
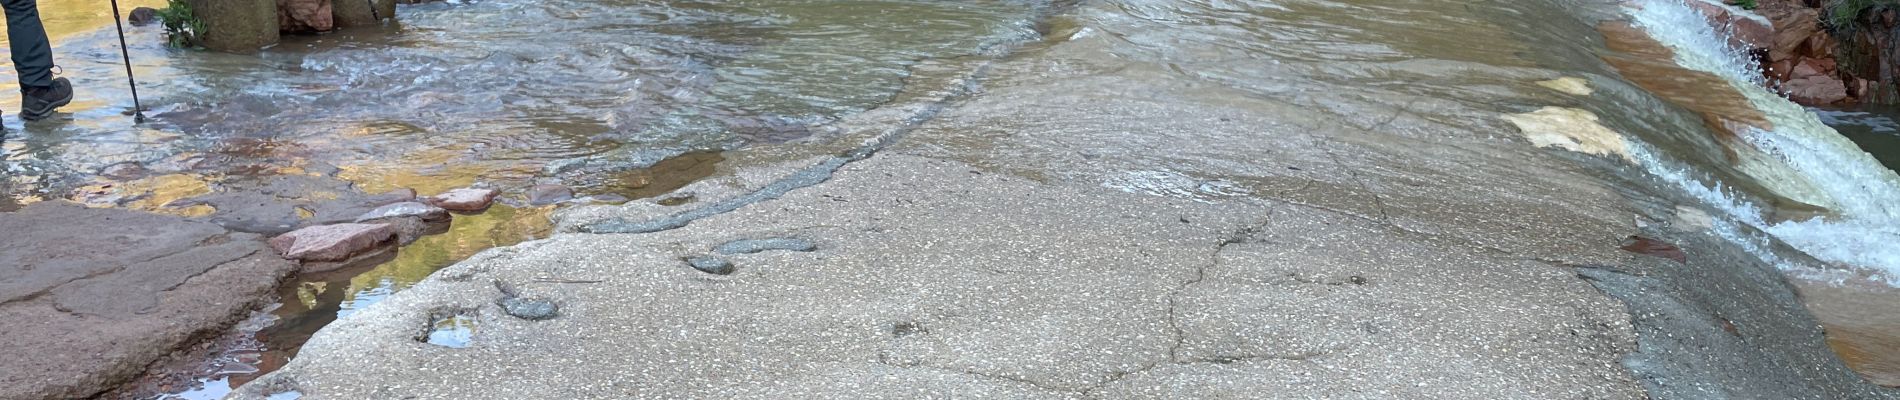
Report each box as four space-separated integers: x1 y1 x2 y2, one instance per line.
186 0 279 52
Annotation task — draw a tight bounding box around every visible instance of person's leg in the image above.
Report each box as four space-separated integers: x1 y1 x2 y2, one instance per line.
1 0 68 120
1 0 53 89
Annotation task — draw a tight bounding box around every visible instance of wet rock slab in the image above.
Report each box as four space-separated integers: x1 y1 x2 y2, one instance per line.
268 223 397 263
0 202 297 400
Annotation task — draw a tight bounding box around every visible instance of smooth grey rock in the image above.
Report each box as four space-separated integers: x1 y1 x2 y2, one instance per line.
356 202 449 223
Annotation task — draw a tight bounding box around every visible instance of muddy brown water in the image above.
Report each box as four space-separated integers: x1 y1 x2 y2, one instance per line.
6 0 1900 397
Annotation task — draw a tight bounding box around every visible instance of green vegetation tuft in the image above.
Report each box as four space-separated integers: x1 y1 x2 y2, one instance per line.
1828 0 1900 30
1733 0 1758 11
156 0 205 48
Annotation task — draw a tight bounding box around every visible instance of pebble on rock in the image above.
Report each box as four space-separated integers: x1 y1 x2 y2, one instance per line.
426 188 500 212
499 297 560 320
685 256 735 275
714 238 817 255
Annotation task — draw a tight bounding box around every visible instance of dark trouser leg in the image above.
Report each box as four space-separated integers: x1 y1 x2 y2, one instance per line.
1 0 53 89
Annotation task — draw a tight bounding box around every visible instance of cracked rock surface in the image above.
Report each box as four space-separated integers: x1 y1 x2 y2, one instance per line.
232 154 1641 399
232 0 1892 398
0 202 297 400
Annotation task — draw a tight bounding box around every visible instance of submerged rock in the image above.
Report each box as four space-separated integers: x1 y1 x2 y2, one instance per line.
684 256 734 275
527 184 574 206
714 238 818 255
427 188 500 212
269 223 396 262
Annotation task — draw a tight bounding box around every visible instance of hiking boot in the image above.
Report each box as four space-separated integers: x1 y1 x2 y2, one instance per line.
20 77 72 121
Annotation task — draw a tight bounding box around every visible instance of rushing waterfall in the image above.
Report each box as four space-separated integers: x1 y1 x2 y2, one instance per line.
1627 0 1900 283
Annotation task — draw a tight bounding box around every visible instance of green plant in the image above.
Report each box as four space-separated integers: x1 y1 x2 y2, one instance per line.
1732 0 1757 11
156 0 205 48
1827 0 1900 30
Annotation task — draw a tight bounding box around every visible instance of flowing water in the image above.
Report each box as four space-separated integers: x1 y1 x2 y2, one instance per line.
7 0 1900 397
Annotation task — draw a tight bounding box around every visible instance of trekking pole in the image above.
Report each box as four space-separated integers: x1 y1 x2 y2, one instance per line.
107 0 146 123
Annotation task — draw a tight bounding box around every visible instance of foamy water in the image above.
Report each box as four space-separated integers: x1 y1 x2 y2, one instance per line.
1627 0 1900 284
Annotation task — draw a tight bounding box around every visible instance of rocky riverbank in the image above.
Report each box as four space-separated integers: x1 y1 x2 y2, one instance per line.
227 1 1900 398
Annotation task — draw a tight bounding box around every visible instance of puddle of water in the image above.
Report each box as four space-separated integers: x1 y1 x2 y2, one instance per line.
424 313 478 348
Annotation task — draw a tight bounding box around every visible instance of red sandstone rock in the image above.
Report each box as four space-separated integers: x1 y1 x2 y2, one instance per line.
1687 0 1774 51
268 223 396 262
279 0 335 33
1783 74 1850 105
426 188 500 211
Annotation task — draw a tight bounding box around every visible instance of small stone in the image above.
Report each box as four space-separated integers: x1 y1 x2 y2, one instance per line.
356 202 449 223
268 223 396 262
685 256 734 275
128 7 158 26
527 184 574 206
499 297 560 321
426 188 499 212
